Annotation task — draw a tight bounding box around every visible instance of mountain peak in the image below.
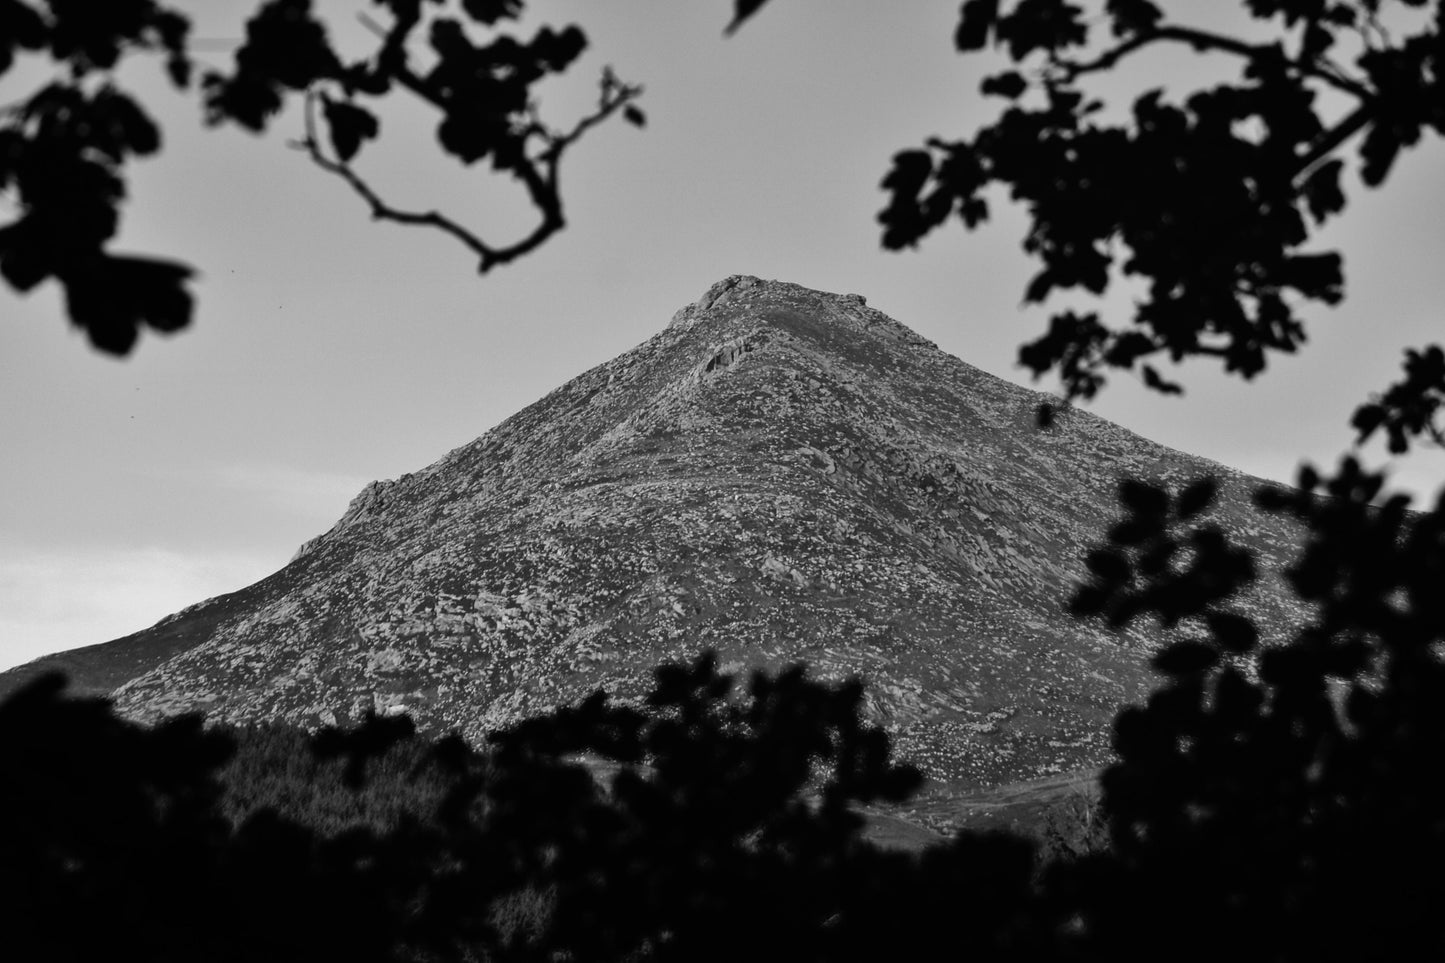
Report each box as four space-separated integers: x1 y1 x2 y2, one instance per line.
668 274 869 324
2 279 1307 812
669 275 934 350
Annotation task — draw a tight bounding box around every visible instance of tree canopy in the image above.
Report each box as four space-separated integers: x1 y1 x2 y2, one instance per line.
3 656 1047 962
865 0 1443 415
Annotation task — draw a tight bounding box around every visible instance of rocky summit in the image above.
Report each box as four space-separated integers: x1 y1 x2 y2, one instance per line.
3 276 1307 801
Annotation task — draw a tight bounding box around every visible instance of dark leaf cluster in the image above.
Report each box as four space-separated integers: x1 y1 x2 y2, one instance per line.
0 0 194 353
1352 343 1445 453
1047 456 1445 961
870 0 1442 400
200 0 341 131
1071 475 1256 634
12 545 1445 962
3 0 640 353
0 657 1037 962
0 675 419 963
197 0 638 278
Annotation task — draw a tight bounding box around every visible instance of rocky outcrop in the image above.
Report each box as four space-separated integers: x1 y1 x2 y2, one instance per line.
292 478 400 561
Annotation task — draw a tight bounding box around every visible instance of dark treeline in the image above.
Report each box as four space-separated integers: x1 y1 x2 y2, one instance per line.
5 471 1444 961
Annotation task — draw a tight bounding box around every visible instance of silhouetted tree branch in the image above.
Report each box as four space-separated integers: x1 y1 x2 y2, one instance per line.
293 62 640 274
827 0 1444 402
1353 344 1445 453
1056 24 1375 99
0 0 642 353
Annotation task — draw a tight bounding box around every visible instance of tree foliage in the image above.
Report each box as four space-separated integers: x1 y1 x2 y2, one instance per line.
1 656 1044 962
1036 456 1445 961
0 0 640 353
0 673 417 962
860 0 1445 409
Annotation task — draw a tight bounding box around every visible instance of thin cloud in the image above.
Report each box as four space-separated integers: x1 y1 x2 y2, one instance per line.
0 547 277 672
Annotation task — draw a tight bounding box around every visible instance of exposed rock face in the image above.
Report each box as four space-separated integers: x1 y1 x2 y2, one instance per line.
1 276 1307 793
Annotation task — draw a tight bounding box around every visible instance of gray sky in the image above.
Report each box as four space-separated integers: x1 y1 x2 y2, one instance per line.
2 1 1441 670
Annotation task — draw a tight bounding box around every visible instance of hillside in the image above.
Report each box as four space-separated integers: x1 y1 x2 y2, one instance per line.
1 276 1307 800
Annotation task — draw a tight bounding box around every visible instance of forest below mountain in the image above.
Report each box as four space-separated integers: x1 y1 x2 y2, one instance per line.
6 604 1443 963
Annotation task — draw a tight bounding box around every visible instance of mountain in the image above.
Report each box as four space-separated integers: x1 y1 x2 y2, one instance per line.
1 275 1307 813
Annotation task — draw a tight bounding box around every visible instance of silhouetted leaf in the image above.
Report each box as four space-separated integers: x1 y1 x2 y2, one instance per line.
623 104 646 128
0 217 55 291
1105 0 1163 35
995 0 1088 60
1350 402 1388 445
1119 479 1169 516
202 0 340 130
725 0 769 35
981 70 1027 99
1141 364 1183 395
879 149 939 250
1205 611 1258 653
60 254 194 354
461 0 523 24
960 195 989 226
956 0 1000 50
201 70 282 130
1086 547 1130 583
1176 477 1217 519
1069 584 1110 615
321 95 379 162
531 24 588 70
0 0 46 75
1348 345 1445 454
437 110 505 164
1108 516 1156 546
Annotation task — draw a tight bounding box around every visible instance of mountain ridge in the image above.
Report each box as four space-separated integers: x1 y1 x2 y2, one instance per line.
1 275 1307 799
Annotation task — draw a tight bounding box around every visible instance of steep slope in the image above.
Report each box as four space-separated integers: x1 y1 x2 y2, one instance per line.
2 276 1307 792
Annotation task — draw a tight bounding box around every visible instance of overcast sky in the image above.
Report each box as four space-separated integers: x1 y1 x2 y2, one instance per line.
2 1 1441 671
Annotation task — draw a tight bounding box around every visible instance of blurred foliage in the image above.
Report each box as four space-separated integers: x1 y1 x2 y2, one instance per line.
861 0 1443 407
12 537 1445 961
0 655 1041 961
0 0 193 353
0 0 640 353
724 0 1445 442
0 673 417 963
1057 462 1445 961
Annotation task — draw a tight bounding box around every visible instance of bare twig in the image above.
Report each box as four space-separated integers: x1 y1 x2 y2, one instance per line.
1055 20 1378 190
1057 25 1374 100
293 91 498 266
1359 4 1392 50
1291 102 1374 185
293 54 641 275
501 70 642 270
356 12 388 40
284 2 643 272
